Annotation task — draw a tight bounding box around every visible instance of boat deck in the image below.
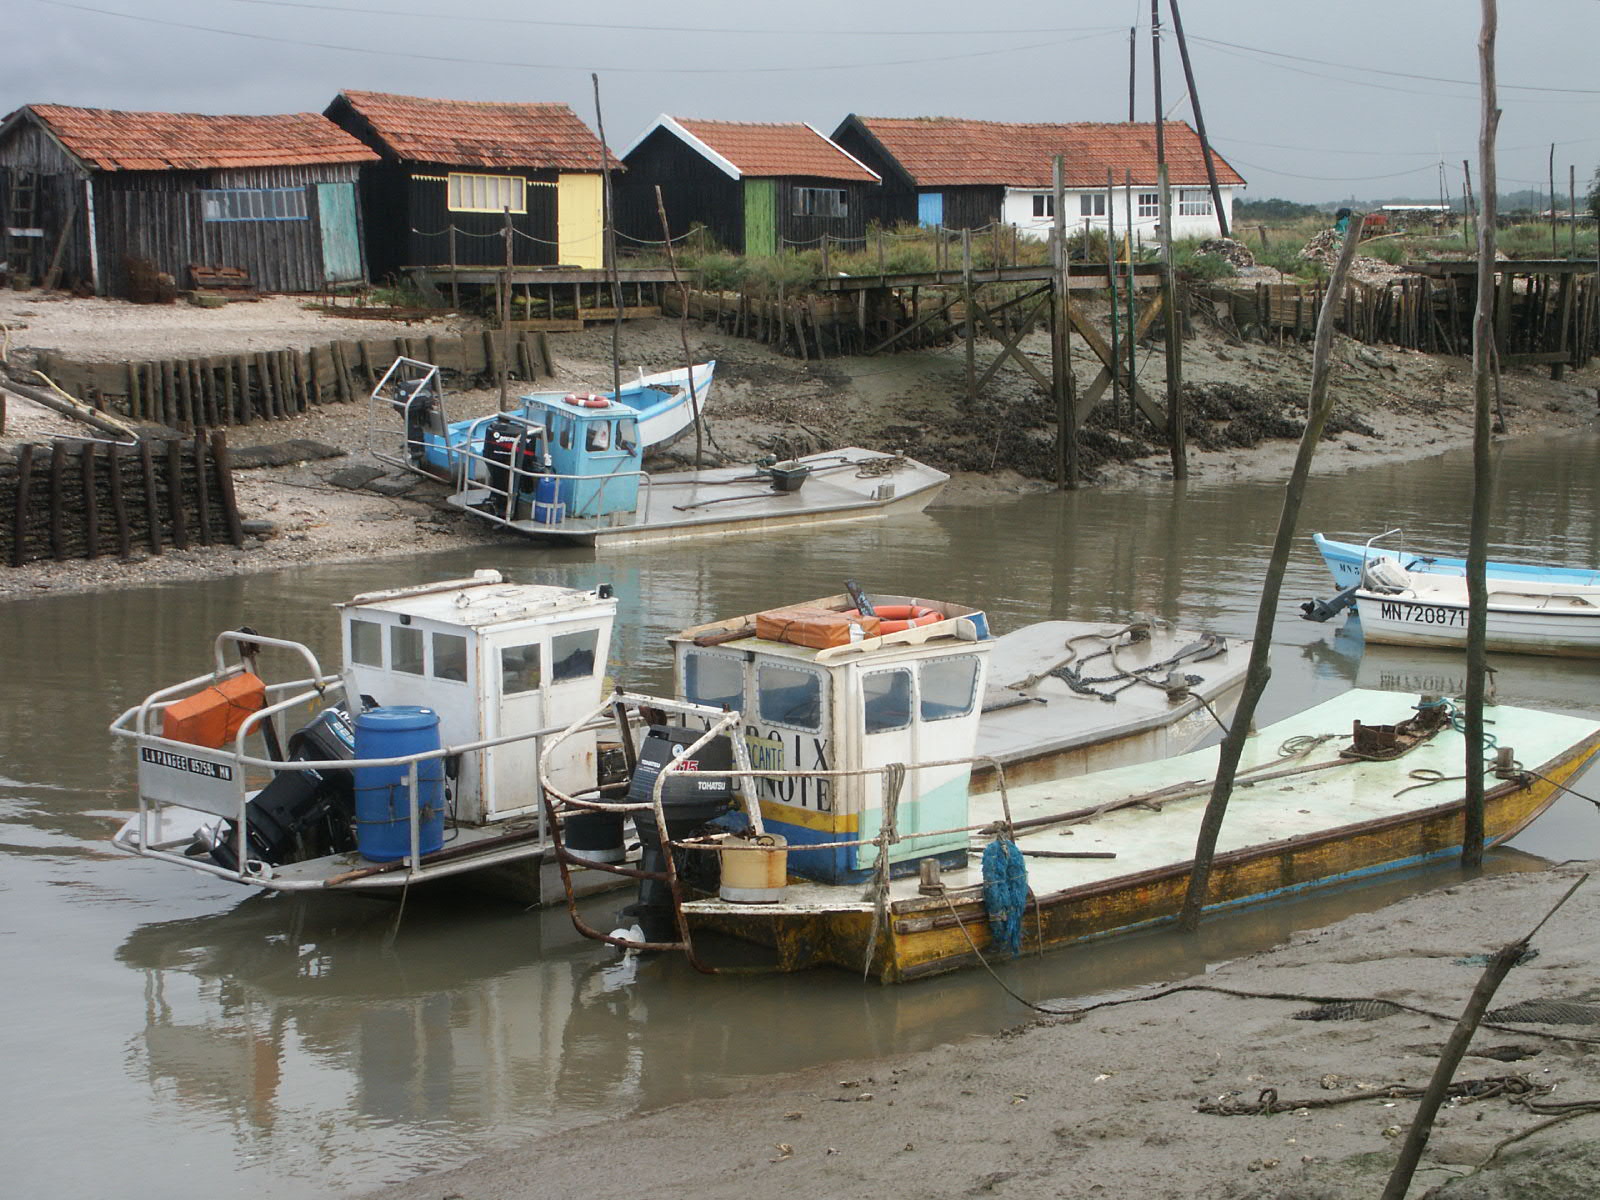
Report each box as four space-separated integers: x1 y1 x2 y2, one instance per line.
450 448 948 547
978 620 1243 772
685 689 1600 919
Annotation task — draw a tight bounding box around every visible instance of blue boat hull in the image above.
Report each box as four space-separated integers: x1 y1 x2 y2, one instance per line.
1312 533 1600 589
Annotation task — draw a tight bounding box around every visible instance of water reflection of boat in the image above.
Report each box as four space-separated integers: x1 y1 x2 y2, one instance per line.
543 599 1600 980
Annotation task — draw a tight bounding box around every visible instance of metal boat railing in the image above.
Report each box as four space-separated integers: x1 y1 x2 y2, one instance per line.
449 424 653 527
109 631 609 890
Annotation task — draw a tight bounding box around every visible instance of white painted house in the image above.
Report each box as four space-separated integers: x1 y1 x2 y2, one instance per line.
831 116 1244 244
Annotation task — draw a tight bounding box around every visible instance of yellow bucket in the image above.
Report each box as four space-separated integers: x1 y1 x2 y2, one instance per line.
718 833 788 903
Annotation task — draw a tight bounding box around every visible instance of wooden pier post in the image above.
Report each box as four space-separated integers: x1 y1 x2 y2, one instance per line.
962 228 975 403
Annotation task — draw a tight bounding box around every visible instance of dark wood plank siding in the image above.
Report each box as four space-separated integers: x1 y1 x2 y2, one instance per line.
615 127 743 253
776 177 872 250
392 165 557 273
829 122 917 229
939 186 1005 230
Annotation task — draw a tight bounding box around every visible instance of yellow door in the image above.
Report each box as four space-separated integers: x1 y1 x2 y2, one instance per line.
556 173 604 268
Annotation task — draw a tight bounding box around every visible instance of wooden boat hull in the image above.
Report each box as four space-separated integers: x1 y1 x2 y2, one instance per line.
685 693 1600 982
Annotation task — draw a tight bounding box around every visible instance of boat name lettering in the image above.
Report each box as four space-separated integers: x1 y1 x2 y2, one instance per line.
746 727 831 812
1379 600 1465 627
140 747 234 780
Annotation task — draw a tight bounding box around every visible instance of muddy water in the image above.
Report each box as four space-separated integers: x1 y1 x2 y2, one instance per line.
4 434 1599 1198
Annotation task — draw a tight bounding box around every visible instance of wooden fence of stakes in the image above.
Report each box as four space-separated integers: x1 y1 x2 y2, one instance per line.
3 432 243 566
26 331 554 432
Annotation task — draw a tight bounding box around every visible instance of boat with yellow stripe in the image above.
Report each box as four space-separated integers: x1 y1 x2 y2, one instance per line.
540 598 1600 983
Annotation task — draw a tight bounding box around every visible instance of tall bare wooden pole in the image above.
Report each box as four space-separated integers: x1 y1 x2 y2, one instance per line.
1176 217 1365 932
655 186 704 466
592 73 622 400
1463 0 1500 869
1152 0 1186 477
499 207 512 410
1166 0 1229 238
1052 155 1076 488
1128 26 1138 122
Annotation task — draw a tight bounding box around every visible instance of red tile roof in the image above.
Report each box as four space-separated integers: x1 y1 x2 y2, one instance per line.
18 104 378 171
849 117 1244 189
673 118 877 182
331 90 610 170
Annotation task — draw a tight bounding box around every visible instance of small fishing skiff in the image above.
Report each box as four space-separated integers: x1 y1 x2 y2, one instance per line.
543 671 1600 981
1352 560 1600 659
1312 531 1600 590
372 357 716 480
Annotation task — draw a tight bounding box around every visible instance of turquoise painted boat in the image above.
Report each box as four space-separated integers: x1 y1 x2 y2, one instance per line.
1313 532 1600 590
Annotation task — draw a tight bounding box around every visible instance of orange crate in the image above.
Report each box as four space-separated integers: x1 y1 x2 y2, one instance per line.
754 607 881 650
161 672 267 749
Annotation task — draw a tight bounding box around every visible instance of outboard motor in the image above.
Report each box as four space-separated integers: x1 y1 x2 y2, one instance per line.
1362 557 1412 594
211 702 358 871
480 416 523 509
394 377 440 464
621 725 735 943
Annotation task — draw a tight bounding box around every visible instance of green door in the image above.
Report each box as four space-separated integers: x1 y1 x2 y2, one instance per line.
316 182 363 283
742 178 776 256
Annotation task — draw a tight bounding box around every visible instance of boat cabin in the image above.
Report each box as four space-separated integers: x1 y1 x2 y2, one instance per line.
338 574 616 822
670 596 992 884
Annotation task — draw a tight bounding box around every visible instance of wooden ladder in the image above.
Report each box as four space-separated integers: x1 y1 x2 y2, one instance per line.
3 170 42 281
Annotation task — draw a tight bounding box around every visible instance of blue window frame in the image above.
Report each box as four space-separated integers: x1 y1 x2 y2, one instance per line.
201 188 308 222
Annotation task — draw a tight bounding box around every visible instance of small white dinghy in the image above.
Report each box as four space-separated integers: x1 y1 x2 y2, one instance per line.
1356 557 1600 658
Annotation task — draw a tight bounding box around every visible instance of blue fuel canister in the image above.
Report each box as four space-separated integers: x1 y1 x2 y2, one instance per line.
352 706 445 862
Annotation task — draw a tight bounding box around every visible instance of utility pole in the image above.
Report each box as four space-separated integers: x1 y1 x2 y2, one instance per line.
1128 26 1138 122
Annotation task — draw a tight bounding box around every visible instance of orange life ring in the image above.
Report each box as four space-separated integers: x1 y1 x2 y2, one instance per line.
563 393 610 408
846 604 941 634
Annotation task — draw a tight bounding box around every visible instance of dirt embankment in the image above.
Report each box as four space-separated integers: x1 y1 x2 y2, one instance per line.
2 287 1597 602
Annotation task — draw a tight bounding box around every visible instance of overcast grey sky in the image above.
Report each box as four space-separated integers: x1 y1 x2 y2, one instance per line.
7 0 1599 206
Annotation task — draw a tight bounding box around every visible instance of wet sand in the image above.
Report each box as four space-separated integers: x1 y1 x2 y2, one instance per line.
372 863 1600 1200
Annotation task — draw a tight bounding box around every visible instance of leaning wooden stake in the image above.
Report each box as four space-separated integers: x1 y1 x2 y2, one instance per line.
1463 0 1500 869
592 72 623 402
1380 872 1587 1199
655 186 705 466
1176 215 1365 933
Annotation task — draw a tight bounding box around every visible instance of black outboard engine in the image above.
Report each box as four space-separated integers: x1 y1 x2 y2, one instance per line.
480 417 523 510
393 377 440 465
622 725 735 943
211 702 358 871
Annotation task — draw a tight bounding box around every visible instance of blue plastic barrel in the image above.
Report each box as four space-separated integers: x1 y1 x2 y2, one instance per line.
353 706 445 862
533 475 563 524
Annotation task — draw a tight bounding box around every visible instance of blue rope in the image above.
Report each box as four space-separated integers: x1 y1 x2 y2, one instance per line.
1416 696 1498 751
982 837 1029 957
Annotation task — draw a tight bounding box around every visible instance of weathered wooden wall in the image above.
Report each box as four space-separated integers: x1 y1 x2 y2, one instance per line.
356 163 559 279
31 329 554 431
615 126 745 252
2 433 242 566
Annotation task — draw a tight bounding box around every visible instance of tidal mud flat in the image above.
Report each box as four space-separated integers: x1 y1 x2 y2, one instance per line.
2 289 1596 603
372 863 1600 1200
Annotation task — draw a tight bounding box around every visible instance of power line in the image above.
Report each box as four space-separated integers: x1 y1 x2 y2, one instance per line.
31 0 1117 74
213 0 1120 39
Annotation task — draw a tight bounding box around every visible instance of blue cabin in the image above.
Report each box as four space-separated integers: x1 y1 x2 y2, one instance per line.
523 395 643 518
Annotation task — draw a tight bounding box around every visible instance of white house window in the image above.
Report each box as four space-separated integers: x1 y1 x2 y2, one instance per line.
793 187 849 217
1032 194 1054 218
1179 190 1213 216
447 173 526 214
1079 193 1106 217
1137 192 1160 218
201 188 307 222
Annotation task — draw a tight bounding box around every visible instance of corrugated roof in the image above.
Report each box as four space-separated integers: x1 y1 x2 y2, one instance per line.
331 90 610 170
18 104 378 171
673 118 877 182
848 117 1244 189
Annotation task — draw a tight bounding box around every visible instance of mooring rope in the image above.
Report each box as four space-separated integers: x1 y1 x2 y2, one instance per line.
861 762 906 978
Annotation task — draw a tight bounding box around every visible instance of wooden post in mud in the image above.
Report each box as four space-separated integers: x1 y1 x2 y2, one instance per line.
1463 0 1500 868
1176 216 1366 933
962 228 975 403
1052 155 1076 488
499 208 512 411
656 185 705 466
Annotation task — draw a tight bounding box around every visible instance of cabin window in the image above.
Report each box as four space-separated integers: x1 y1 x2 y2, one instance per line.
1032 194 1054 218
863 669 913 734
585 422 611 452
551 629 599 683
349 618 384 667
920 655 980 722
432 632 468 683
793 187 849 218
1179 190 1213 216
684 651 743 712
447 173 527 214
1137 192 1160 218
390 625 424 676
501 643 542 695
558 417 574 451
201 188 307 222
756 663 823 732
616 416 638 453
1079 193 1106 217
